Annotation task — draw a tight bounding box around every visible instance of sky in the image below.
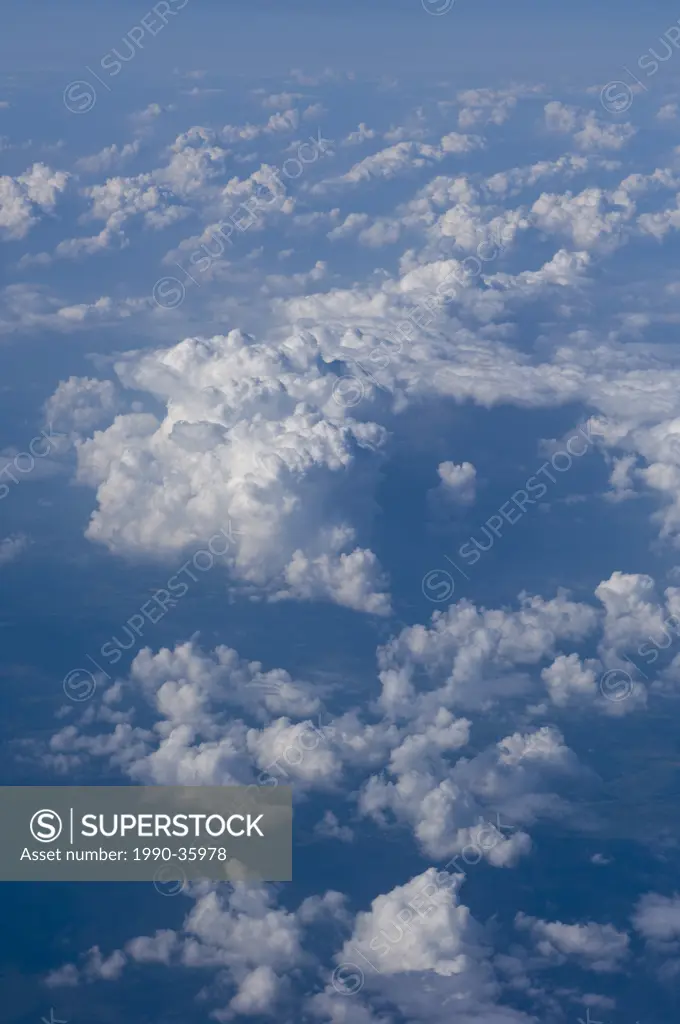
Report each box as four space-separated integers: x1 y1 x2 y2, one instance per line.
3 0 680 1022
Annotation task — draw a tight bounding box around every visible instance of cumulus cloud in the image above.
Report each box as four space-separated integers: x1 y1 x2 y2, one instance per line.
0 533 29 566
456 87 524 128
60 331 390 614
515 913 630 972
633 893 680 946
429 460 477 507
0 162 68 239
75 141 141 174
321 868 534 1024
544 102 636 151
44 376 119 436
314 133 483 193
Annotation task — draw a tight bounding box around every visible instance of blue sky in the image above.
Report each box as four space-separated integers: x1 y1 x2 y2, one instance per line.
3 1 680 1022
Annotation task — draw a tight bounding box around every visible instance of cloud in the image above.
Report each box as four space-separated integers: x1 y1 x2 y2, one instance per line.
75 141 141 174
633 893 680 945
314 133 483 193
44 376 119 436
343 123 376 146
515 913 630 972
0 534 29 566
321 868 534 1024
314 811 354 843
0 162 68 239
544 102 636 151
456 87 527 128
428 460 477 507
60 331 390 613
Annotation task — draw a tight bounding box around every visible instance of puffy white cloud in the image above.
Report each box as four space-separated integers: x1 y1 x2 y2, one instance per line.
225 964 283 1017
277 540 390 615
515 913 630 972
440 131 485 154
376 590 598 717
530 188 633 250
638 194 680 240
544 102 636 151
46 884 309 1019
0 162 68 239
63 331 390 613
315 133 481 193
221 109 300 143
633 893 680 946
360 721 577 862
75 141 141 174
318 141 442 188
44 963 79 987
125 929 179 964
323 868 534 1024
456 87 524 128
544 101 578 133
435 460 477 505
44 376 119 436
540 653 600 707
0 533 29 566
605 453 638 502
327 211 370 241
343 123 376 146
314 810 354 842
482 153 606 199
260 92 302 109
657 102 679 120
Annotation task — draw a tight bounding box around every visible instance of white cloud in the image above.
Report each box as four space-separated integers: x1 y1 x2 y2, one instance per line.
0 162 68 239
44 376 118 436
657 102 678 121
75 141 141 174
429 460 477 506
544 102 636 151
343 123 376 146
315 133 481 194
314 810 354 842
0 533 29 566
515 913 630 972
456 87 523 128
321 868 534 1024
61 331 390 613
633 893 680 946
